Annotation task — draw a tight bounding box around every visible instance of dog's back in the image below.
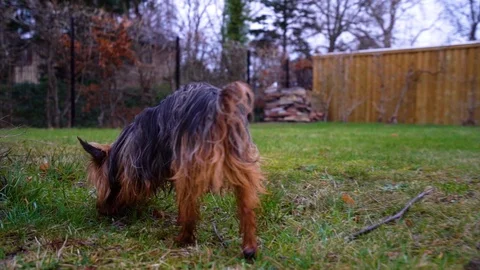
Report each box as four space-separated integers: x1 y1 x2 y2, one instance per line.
106 82 259 202
108 83 221 192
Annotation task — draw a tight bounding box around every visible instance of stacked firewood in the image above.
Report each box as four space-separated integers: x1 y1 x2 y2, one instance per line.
263 83 324 122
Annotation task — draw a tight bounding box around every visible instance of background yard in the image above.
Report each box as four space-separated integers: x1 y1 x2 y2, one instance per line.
0 123 479 269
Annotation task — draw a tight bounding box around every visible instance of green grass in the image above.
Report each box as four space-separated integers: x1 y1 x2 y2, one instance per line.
1 123 479 269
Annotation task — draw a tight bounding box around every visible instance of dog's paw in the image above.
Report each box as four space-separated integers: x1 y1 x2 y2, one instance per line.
243 247 256 260
175 234 196 246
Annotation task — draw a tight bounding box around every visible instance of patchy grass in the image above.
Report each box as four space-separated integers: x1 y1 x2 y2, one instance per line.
1 123 479 269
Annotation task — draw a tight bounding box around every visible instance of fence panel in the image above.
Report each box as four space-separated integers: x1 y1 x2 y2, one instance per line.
313 43 480 125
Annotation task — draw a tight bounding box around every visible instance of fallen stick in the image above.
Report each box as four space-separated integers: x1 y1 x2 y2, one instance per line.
347 187 434 241
212 222 228 248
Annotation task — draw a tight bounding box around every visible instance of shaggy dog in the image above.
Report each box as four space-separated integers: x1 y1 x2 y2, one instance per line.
78 81 265 259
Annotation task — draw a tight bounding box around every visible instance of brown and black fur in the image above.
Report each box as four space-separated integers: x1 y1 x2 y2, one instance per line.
78 81 265 259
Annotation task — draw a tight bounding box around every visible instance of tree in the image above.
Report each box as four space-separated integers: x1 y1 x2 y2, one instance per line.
371 55 391 122
0 2 29 124
60 0 148 17
0 2 28 81
19 1 69 128
219 0 249 83
222 0 249 44
356 0 420 48
440 0 480 41
130 0 178 94
178 0 236 86
251 0 316 58
314 0 365 52
1 0 146 128
60 15 137 127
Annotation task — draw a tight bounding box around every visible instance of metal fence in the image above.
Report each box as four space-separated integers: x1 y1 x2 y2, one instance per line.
0 8 312 128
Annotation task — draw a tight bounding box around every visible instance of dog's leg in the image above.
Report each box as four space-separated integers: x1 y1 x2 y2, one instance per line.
174 180 199 245
224 146 263 260
235 184 259 260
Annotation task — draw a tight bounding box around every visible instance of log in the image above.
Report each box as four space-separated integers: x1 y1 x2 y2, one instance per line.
263 85 321 123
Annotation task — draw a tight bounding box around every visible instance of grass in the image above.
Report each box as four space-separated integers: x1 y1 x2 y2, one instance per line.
1 122 479 269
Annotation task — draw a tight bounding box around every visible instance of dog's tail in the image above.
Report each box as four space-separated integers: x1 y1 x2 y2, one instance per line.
171 81 264 195
217 81 257 164
219 81 254 117
215 81 265 192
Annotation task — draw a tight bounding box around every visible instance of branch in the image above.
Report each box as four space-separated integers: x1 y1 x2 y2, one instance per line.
346 187 434 241
212 222 227 248
0 148 11 162
409 16 440 46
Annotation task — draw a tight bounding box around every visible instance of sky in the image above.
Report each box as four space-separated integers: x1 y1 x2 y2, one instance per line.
394 0 452 47
173 0 477 55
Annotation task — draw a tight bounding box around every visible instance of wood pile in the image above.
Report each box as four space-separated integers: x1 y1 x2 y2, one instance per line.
263 83 324 122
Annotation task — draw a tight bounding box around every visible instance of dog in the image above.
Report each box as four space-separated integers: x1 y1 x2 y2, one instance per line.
78 81 265 259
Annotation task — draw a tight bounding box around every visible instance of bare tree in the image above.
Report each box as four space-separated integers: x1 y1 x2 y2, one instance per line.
371 55 393 122
178 0 222 83
313 55 361 122
441 0 480 41
389 66 415 124
357 0 420 48
316 64 335 121
463 50 480 125
464 77 480 125
389 65 442 124
131 0 177 99
319 55 366 122
250 41 283 90
23 1 70 128
0 2 29 124
314 0 365 52
339 56 367 122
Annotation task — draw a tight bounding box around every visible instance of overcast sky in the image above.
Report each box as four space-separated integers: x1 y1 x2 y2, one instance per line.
174 0 476 54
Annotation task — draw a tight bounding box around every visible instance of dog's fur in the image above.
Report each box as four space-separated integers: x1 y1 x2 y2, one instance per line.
78 81 265 259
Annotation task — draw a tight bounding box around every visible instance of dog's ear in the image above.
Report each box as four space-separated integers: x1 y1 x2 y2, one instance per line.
77 137 108 164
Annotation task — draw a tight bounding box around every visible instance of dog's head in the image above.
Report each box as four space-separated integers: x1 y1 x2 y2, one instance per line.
77 137 114 215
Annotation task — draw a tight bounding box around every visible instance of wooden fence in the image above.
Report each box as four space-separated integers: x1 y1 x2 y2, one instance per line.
312 43 480 125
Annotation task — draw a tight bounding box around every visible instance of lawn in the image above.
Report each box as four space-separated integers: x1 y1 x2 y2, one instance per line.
1 123 479 269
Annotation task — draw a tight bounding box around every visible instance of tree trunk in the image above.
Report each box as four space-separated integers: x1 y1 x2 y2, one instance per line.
390 69 414 124
376 76 387 122
6 65 14 124
463 78 477 125
282 0 288 58
47 44 60 128
45 51 52 128
384 31 392 48
97 111 104 127
52 76 60 127
469 22 478 41
328 39 336 52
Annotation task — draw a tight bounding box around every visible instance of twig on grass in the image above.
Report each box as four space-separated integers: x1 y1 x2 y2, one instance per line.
0 123 26 139
56 235 68 259
213 222 227 248
347 187 434 241
0 148 11 161
324 168 337 189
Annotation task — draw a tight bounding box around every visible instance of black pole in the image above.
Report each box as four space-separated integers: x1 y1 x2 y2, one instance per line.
285 57 290 88
175 36 180 90
70 16 75 127
246 49 251 85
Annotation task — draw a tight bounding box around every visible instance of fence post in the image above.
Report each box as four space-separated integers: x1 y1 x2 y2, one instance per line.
285 57 290 88
247 49 251 85
70 15 75 127
175 36 181 90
